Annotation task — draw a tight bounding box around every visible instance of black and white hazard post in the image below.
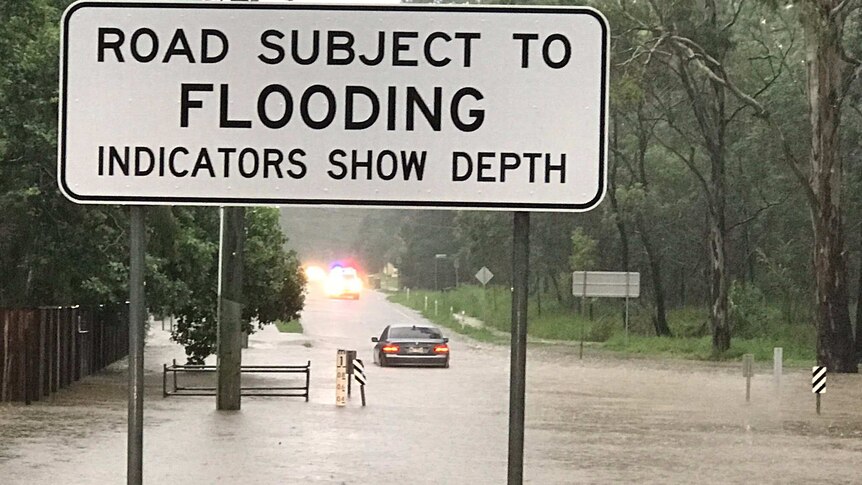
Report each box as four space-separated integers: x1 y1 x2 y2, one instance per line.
812 366 826 415
336 350 348 407
353 358 367 407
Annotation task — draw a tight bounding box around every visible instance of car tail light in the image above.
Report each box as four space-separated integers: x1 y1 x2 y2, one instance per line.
434 344 449 353
382 344 400 353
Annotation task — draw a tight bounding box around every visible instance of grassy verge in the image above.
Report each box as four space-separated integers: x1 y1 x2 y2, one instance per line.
388 290 508 344
387 286 817 365
275 319 303 333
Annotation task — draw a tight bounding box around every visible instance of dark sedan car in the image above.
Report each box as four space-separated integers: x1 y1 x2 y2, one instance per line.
372 324 450 368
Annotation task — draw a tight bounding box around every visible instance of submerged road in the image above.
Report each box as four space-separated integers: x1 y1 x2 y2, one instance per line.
2 286 862 483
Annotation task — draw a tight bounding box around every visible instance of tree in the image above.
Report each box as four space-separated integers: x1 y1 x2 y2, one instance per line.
158 208 306 364
0 0 130 307
795 0 859 372
397 211 460 289
455 211 513 288
352 210 407 274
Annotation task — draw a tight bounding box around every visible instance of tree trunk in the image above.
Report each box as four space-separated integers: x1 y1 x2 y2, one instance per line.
709 206 730 353
637 218 671 336
549 273 564 306
610 113 632 329
803 1 857 372
674 45 733 355
855 236 862 359
812 214 855 371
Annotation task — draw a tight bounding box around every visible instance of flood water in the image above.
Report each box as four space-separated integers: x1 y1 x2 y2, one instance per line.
1 289 861 484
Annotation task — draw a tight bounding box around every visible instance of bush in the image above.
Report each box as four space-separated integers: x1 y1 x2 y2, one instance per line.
729 282 781 339
587 317 617 342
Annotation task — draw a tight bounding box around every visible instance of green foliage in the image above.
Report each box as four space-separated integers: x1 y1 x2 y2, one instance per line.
390 284 815 363
730 281 773 339
395 211 461 289
243 208 306 328
157 208 307 364
352 210 407 273
275 320 303 334
569 227 598 271
390 285 623 343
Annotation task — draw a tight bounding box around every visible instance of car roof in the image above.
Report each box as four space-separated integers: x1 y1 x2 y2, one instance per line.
388 324 441 331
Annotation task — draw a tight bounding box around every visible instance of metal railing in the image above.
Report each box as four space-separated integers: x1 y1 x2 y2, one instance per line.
163 359 311 401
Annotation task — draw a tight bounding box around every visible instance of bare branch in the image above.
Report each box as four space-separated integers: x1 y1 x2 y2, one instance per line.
653 133 714 208
723 0 747 32
644 34 670 67
727 193 789 232
841 63 862 99
831 0 855 19
763 116 819 211
840 39 862 65
669 36 768 117
616 0 655 32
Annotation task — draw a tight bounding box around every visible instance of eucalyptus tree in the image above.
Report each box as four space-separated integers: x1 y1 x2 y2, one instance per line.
608 0 804 354
794 0 861 371
610 1 739 352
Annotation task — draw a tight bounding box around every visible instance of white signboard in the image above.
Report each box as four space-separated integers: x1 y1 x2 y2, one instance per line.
475 266 494 286
59 2 609 210
572 271 640 298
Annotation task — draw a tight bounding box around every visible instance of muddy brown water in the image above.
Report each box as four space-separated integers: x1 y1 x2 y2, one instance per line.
1 289 861 484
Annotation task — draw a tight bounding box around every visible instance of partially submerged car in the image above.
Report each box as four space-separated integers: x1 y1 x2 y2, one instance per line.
371 324 450 368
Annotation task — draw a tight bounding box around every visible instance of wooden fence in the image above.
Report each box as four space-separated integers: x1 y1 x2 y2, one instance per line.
0 304 129 403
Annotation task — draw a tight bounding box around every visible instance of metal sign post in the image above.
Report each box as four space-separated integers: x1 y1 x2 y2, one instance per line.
508 212 530 485
572 271 641 358
475 267 494 327
624 271 630 344
127 206 145 485
580 271 587 359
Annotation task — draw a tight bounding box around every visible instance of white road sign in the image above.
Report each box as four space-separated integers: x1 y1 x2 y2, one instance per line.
572 271 640 298
59 2 609 210
475 266 494 286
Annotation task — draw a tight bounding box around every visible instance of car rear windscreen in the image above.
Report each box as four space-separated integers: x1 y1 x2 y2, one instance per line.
389 327 443 339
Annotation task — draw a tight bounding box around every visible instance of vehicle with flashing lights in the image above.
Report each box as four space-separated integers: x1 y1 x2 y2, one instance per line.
371 324 450 368
325 266 363 299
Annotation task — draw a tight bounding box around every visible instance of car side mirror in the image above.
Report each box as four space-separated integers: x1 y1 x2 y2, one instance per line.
371 337 379 342
443 337 449 343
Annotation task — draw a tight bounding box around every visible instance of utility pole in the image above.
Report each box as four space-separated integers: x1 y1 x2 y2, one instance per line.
217 207 245 410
